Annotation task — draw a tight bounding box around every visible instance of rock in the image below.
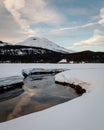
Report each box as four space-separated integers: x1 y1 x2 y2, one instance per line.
55 81 86 95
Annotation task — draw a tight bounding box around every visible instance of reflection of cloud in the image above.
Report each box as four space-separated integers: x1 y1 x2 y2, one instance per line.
7 88 38 120
7 92 30 120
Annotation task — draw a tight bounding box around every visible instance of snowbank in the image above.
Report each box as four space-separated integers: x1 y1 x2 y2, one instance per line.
22 68 66 78
0 76 23 87
55 69 104 92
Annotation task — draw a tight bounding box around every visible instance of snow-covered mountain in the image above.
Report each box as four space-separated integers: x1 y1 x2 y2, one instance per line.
0 41 9 46
0 40 65 63
1 38 103 63
17 37 73 53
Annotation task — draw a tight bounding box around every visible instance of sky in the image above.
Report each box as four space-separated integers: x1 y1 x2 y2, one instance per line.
0 0 104 51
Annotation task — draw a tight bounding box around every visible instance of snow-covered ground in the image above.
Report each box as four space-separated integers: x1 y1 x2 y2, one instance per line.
0 63 104 130
55 69 104 92
0 63 103 78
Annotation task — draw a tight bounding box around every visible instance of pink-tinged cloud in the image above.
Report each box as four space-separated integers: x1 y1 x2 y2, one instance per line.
74 35 104 46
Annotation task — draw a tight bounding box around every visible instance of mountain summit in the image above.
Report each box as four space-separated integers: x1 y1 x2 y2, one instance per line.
17 37 73 53
0 41 9 46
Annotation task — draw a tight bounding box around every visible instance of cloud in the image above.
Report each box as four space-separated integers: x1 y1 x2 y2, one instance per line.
67 8 93 16
56 7 104 32
49 22 98 38
71 29 104 48
0 2 25 43
1 0 104 50
98 8 104 26
3 0 35 36
71 34 104 47
19 0 61 25
59 22 98 31
94 29 104 35
3 0 61 37
67 33 104 52
50 8 104 41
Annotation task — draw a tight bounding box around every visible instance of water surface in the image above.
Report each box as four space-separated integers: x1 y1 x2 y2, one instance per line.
0 74 78 122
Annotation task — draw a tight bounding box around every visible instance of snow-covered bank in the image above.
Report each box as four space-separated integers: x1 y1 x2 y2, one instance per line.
0 63 104 78
55 69 104 92
22 68 66 78
0 64 104 130
0 76 23 87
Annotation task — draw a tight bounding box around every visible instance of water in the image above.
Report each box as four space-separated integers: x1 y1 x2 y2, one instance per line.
0 74 78 123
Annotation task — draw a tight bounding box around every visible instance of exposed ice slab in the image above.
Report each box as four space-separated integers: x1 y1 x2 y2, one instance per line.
0 76 23 87
22 68 66 78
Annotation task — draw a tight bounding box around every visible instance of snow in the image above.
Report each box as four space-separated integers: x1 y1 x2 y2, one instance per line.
0 76 23 87
59 59 67 63
55 69 104 92
22 68 66 77
17 37 73 53
0 63 104 130
0 41 9 46
0 63 103 78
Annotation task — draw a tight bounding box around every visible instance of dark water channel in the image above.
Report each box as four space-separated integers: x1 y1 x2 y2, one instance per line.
0 74 78 123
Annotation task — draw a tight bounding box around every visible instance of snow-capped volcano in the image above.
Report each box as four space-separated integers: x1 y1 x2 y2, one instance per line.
17 37 73 53
0 41 9 46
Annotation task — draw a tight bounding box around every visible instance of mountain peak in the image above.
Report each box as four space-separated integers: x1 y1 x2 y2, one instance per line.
0 41 9 46
17 37 73 53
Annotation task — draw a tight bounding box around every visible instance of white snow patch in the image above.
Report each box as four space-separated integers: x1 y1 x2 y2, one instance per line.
59 59 67 63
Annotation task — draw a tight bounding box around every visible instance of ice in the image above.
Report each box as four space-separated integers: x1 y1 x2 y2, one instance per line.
22 68 66 78
0 76 23 87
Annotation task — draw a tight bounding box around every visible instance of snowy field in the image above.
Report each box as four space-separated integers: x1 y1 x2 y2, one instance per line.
0 63 104 130
0 63 104 78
